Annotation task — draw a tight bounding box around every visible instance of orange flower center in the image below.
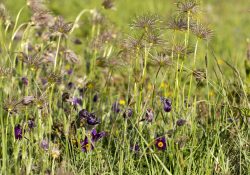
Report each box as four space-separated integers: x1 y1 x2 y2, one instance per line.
157 141 164 148
84 143 92 151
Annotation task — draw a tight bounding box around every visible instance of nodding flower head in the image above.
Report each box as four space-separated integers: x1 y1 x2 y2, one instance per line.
91 129 106 142
21 77 29 86
14 124 22 140
81 137 94 152
130 143 140 152
160 97 172 112
86 113 100 126
155 136 167 151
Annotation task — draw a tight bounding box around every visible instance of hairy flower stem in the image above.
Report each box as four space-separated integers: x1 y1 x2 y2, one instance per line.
54 34 62 72
188 39 199 102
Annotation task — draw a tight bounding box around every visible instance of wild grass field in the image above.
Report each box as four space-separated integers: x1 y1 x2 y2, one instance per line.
0 0 249 174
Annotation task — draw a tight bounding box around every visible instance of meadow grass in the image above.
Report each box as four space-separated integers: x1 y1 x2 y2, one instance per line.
0 0 249 174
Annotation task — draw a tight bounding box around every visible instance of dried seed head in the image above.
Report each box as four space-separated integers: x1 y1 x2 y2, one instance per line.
150 53 172 67
31 11 55 27
131 14 161 31
145 108 154 122
167 43 193 58
64 49 79 63
191 24 213 41
0 3 10 23
167 16 188 31
22 96 35 105
123 35 144 52
49 16 73 35
16 52 44 71
27 0 48 13
192 69 206 85
0 67 12 78
145 32 165 46
90 9 104 24
176 0 199 15
3 97 22 114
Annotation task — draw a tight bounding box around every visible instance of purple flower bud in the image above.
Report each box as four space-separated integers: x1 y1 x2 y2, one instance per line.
14 124 22 140
176 119 186 127
123 108 133 118
28 119 35 129
112 101 120 113
93 94 98 102
161 97 172 112
67 82 74 89
91 129 106 142
21 77 28 86
130 143 140 152
40 139 49 151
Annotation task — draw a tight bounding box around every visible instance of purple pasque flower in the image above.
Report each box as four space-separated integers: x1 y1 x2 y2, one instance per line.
14 124 22 140
81 137 94 152
86 113 100 125
78 109 90 119
69 97 82 106
123 108 133 118
91 128 106 142
155 136 167 151
112 101 120 113
160 97 172 112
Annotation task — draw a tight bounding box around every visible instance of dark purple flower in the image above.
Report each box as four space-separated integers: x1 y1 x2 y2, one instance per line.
28 119 35 129
41 78 48 85
62 92 70 102
71 97 82 106
78 88 85 96
155 136 167 151
21 77 28 86
78 109 90 119
123 108 133 118
161 97 172 112
67 82 74 89
40 139 49 151
67 69 73 75
91 129 106 142
14 124 22 140
176 119 186 127
86 114 100 125
81 137 94 152
130 143 140 152
112 101 120 113
93 94 98 102
73 38 82 45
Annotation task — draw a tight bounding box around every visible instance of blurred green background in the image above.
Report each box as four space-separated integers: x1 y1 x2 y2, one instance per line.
2 0 250 70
